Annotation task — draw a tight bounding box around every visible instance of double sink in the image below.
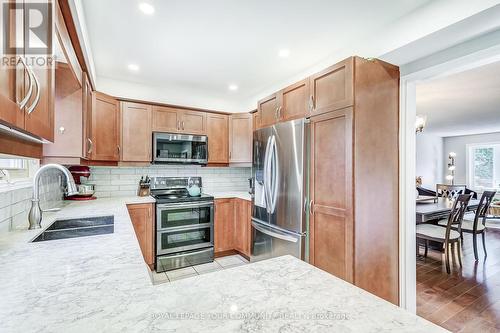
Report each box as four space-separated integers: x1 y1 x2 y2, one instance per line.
32 216 114 242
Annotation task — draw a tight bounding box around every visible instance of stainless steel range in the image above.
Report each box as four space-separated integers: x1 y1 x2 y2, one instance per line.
150 177 214 272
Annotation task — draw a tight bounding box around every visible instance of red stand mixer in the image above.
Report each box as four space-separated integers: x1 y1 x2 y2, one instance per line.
66 166 96 200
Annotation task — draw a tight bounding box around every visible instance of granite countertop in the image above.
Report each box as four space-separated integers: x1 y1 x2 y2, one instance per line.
0 197 445 332
207 191 251 201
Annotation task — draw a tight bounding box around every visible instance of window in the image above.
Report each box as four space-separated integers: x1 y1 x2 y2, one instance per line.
0 158 27 170
467 143 500 190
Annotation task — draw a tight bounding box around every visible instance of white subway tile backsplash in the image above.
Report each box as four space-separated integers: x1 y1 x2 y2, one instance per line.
84 166 251 198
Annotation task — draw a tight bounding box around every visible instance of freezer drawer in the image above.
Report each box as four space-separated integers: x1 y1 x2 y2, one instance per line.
156 247 214 272
250 218 305 262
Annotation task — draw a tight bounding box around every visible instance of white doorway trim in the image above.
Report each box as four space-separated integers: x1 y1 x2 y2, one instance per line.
398 41 500 312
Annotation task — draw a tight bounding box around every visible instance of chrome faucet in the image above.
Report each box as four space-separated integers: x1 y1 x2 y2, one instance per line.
28 164 78 230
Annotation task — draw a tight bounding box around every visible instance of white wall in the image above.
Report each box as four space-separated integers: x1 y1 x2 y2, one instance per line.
443 131 500 186
416 133 444 189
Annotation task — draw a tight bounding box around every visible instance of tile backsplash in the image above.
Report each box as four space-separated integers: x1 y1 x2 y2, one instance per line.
83 166 252 197
0 169 65 232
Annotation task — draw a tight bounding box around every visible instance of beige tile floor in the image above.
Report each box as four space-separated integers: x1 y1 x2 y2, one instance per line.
149 254 249 284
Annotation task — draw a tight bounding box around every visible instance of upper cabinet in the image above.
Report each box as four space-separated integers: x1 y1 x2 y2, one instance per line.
252 111 260 131
89 92 120 161
207 113 229 164
310 57 353 116
152 106 180 133
0 0 55 142
120 102 152 162
281 79 310 121
229 113 252 164
152 106 206 135
257 93 280 128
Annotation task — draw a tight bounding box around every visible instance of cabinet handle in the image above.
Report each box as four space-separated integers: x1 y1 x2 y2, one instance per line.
87 138 93 155
16 57 33 109
26 65 41 115
275 107 279 120
309 95 315 113
309 200 315 215
177 120 180 130
117 145 121 155
277 106 282 119
182 121 185 130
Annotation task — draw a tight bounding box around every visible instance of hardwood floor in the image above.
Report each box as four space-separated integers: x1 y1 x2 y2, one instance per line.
417 228 500 332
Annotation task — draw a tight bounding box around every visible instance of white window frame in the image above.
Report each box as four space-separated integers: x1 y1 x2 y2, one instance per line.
466 142 500 192
0 158 28 170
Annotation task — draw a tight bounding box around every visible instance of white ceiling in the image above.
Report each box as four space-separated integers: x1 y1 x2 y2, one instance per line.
80 0 434 111
417 60 500 137
78 0 500 112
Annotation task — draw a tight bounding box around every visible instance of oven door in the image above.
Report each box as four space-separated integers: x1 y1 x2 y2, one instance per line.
157 224 213 255
156 201 214 231
153 132 208 164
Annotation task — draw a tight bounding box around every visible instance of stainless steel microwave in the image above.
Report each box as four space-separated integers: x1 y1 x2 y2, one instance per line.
153 132 208 165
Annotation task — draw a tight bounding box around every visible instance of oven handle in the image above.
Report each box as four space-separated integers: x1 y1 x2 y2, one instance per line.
157 222 213 233
157 201 214 210
157 247 213 259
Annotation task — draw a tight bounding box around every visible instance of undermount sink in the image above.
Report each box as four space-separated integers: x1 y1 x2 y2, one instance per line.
31 216 114 242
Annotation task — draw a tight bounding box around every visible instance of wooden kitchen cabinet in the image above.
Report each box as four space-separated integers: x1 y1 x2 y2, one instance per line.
252 111 260 131
214 198 235 253
0 0 55 142
127 203 155 269
206 113 229 164
179 109 206 135
281 79 310 121
229 113 252 164
309 57 354 116
233 198 251 258
152 106 180 133
152 106 206 135
120 102 152 162
89 92 120 161
308 57 399 305
82 73 92 159
257 93 281 128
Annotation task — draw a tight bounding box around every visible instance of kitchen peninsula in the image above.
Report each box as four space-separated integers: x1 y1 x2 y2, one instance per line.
0 198 444 332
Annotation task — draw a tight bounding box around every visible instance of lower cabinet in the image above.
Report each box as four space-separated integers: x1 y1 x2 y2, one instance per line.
214 198 251 258
127 203 154 269
214 199 234 253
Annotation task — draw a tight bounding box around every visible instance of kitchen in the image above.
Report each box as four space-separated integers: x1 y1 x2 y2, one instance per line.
1 1 499 332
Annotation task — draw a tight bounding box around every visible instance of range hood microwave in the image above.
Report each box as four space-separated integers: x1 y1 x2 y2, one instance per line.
153 132 208 165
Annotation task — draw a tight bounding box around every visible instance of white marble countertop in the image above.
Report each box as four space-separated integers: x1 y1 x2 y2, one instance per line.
0 197 445 332
207 191 251 201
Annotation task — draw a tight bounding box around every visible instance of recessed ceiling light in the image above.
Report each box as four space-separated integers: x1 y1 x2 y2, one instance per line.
128 64 140 72
228 84 238 91
278 49 290 58
139 2 155 15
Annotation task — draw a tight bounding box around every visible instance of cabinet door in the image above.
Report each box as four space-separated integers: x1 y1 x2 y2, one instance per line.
214 198 234 253
310 57 353 116
127 203 154 268
234 198 251 257
90 92 120 161
121 102 152 162
229 113 252 163
24 0 55 141
257 93 280 128
152 106 180 133
207 113 228 164
180 109 206 135
252 111 260 131
309 108 353 282
0 0 23 129
282 79 310 121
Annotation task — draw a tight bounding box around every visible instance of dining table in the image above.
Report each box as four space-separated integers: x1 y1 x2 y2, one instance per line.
416 197 480 223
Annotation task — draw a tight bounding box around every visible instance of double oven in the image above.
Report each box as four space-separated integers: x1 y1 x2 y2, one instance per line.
151 177 215 272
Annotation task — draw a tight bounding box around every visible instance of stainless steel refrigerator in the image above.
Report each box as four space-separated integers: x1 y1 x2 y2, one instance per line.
251 118 307 262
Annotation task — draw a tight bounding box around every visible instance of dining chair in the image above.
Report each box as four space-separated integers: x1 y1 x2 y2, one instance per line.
436 184 466 199
438 191 497 261
417 194 472 273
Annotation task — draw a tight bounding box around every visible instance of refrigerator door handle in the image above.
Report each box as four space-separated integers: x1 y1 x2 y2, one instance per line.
251 220 298 243
270 135 279 214
263 136 272 213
